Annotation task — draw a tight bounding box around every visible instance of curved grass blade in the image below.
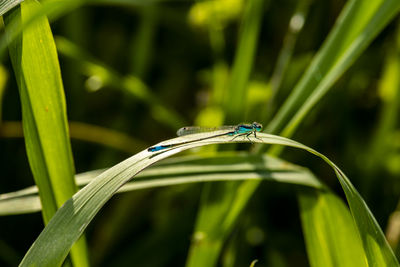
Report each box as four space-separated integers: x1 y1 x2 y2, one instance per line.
19 132 398 266
0 153 322 215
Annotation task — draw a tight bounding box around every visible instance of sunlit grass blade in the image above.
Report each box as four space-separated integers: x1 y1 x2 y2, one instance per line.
18 132 398 266
0 0 80 59
0 153 322 215
4 1 88 266
266 0 400 138
299 191 368 267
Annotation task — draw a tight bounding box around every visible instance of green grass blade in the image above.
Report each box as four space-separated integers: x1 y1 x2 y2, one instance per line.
0 0 79 59
266 0 400 137
299 190 368 267
4 1 88 266
0 153 322 215
225 0 264 122
18 132 398 266
0 0 24 17
187 0 265 264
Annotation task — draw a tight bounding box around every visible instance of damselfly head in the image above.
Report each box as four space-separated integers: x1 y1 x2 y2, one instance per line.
252 122 263 131
176 127 189 136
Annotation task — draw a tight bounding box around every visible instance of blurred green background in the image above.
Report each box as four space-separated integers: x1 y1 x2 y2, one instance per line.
1 0 400 266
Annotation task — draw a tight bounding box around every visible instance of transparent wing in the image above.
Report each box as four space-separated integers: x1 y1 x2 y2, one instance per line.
176 126 236 136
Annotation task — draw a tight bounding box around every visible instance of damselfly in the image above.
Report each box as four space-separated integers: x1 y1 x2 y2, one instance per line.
148 122 262 152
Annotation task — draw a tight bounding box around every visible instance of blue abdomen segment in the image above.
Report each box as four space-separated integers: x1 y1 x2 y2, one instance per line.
148 145 172 152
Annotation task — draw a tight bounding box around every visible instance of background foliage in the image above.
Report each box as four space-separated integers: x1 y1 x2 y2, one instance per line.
0 0 400 266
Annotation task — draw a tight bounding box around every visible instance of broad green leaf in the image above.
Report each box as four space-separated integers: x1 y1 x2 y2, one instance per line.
0 0 80 59
19 132 398 266
0 0 24 17
0 153 322 215
299 190 368 267
4 1 88 266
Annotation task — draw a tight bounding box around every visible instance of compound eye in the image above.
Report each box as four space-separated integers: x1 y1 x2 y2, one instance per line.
253 122 262 130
